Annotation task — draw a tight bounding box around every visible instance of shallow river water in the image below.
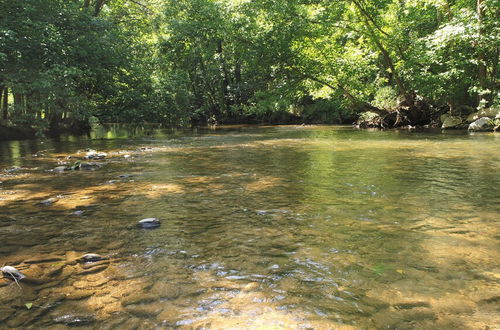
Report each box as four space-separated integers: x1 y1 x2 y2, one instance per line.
0 125 499 329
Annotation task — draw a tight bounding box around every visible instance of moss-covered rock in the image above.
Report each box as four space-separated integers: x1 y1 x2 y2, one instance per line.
441 116 462 129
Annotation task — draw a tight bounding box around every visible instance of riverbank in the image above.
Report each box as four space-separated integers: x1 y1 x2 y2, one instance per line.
0 125 36 141
1 107 498 143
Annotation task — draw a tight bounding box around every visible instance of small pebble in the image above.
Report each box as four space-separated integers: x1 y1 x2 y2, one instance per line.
40 198 58 206
70 210 85 216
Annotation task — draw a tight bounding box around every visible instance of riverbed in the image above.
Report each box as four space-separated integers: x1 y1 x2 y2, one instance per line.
0 125 499 328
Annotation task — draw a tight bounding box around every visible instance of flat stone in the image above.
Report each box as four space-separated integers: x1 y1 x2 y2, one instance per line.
78 253 107 263
53 313 96 326
34 280 62 290
77 264 108 275
65 290 95 300
393 301 430 310
70 210 85 216
39 198 58 206
73 277 109 289
372 309 437 329
121 293 159 306
125 304 162 318
137 218 161 229
80 260 110 269
24 255 65 264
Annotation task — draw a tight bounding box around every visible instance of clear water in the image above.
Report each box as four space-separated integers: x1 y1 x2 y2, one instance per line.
0 125 499 329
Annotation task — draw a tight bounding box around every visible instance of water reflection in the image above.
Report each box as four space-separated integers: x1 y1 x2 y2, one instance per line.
0 126 498 328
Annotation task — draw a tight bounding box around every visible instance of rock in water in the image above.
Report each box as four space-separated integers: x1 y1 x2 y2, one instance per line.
79 162 101 170
77 253 106 263
53 313 95 326
39 198 58 206
441 116 463 129
468 117 494 131
53 166 68 172
137 218 161 229
85 150 107 160
1 266 25 280
70 210 85 216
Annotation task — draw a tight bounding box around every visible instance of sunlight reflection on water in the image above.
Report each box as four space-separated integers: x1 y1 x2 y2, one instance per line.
0 125 498 328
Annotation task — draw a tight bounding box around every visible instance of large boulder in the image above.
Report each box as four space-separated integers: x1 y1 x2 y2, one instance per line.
467 107 500 123
440 113 450 123
441 116 462 129
481 107 500 118
467 112 480 123
468 117 494 131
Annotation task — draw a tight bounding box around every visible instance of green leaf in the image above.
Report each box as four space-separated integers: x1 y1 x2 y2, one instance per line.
372 263 388 275
25 303 33 310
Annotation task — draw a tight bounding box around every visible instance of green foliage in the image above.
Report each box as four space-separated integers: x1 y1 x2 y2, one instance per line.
1 0 497 129
373 86 399 111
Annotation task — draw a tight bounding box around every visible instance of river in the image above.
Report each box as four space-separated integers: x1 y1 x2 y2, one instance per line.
0 125 499 328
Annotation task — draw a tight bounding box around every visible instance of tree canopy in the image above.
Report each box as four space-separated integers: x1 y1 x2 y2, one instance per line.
0 0 498 132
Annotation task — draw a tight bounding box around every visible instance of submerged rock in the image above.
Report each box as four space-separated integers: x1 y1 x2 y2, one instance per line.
77 253 107 263
39 198 58 206
53 313 95 326
53 166 68 172
137 218 161 229
1 266 25 280
24 255 65 264
468 117 494 131
77 264 108 275
121 293 159 306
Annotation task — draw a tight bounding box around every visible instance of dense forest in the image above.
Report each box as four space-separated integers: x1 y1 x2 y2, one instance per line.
0 0 498 135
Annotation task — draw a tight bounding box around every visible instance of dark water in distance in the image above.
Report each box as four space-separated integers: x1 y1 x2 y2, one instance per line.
0 125 499 329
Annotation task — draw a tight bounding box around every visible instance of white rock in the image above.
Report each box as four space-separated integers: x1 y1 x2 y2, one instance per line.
1 266 25 280
468 117 494 131
138 218 161 228
79 253 105 262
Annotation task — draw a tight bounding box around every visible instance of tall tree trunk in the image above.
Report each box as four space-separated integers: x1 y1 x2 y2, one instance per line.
0 87 3 115
234 61 242 104
14 93 23 113
94 0 107 16
351 0 410 103
2 88 7 120
217 40 231 112
477 0 488 106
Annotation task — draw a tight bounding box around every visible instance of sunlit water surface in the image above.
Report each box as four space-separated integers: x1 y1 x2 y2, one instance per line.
0 125 499 329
